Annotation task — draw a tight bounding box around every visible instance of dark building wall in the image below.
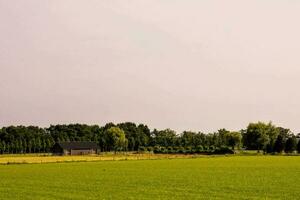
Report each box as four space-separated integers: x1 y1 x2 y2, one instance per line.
54 148 97 155
52 142 99 155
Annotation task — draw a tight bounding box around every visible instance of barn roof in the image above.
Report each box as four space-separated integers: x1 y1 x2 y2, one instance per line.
57 141 99 150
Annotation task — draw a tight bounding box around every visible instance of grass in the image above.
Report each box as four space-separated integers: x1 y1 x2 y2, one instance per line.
0 156 300 199
0 153 206 165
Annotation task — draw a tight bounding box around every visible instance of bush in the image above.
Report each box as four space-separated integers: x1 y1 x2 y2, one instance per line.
147 147 154 152
173 146 179 153
184 146 192 154
195 145 203 153
214 146 234 154
167 146 173 153
153 146 161 154
202 146 210 152
177 146 185 154
138 146 146 152
209 145 215 152
160 147 167 154
190 147 197 154
214 147 220 152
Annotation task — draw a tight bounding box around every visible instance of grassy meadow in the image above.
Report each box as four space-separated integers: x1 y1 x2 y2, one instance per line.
0 156 300 199
0 153 204 164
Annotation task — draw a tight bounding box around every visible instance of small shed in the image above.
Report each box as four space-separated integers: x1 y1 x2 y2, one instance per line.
52 141 99 155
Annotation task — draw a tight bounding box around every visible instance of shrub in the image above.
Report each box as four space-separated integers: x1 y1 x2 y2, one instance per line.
173 146 179 153
153 146 161 154
167 146 173 153
185 146 192 154
147 147 154 152
160 147 167 154
214 147 220 152
209 145 215 152
195 145 203 153
192 147 199 153
177 146 185 154
138 146 146 152
203 146 209 152
214 146 234 154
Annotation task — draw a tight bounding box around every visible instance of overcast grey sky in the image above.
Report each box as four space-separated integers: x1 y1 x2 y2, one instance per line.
1 0 300 133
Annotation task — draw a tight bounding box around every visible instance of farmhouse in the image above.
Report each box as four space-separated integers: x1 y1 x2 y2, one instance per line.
52 141 99 155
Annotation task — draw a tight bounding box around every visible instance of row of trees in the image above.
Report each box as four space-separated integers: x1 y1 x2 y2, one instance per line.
242 122 300 153
0 126 54 154
0 122 300 154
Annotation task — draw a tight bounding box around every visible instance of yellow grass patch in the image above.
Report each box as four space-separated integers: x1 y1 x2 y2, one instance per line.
0 153 204 164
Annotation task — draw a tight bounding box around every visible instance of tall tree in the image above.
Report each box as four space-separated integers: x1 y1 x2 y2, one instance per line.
117 122 150 151
103 127 128 152
0 140 3 154
243 122 278 152
285 136 297 153
226 131 242 150
274 135 285 153
216 129 230 147
152 129 177 147
181 131 198 148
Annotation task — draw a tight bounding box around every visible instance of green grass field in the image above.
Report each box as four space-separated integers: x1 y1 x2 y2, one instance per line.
0 156 299 200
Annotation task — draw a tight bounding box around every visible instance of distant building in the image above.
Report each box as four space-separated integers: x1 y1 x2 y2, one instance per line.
52 141 99 155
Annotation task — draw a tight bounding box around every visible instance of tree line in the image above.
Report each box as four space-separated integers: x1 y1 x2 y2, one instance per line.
0 121 300 154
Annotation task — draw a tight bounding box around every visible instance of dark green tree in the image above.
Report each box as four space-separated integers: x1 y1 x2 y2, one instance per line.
103 127 127 152
226 131 242 150
242 122 278 152
0 140 3 154
152 129 177 147
274 135 285 153
216 129 230 147
285 136 297 153
117 122 150 151
181 131 197 148
27 140 32 153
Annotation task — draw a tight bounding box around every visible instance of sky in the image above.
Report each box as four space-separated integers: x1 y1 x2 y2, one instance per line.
1 0 300 133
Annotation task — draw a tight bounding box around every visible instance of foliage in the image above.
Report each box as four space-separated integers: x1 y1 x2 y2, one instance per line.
0 121 299 154
285 136 297 153
0 126 54 154
225 131 242 150
117 122 150 151
103 127 127 152
213 146 235 154
274 134 285 153
242 122 279 152
151 129 177 147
